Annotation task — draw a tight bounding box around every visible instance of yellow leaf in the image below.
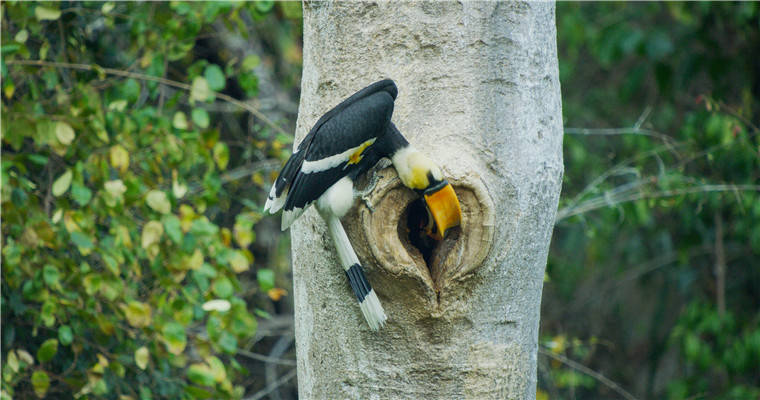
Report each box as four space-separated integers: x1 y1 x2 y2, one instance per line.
141 221 164 249
229 250 249 273
267 288 287 301
172 111 188 130
3 83 15 99
104 180 127 207
108 100 127 111
190 77 212 103
91 354 109 374
114 225 133 249
548 335 567 354
179 205 196 232
186 249 204 271
16 349 34 365
20 227 40 248
52 169 72 197
172 176 187 199
52 209 63 224
221 227 232 246
252 172 264 186
109 145 130 173
101 2 115 14
120 301 152 328
146 190 171 214
15 29 29 43
134 346 149 370
55 122 75 145
213 142 229 170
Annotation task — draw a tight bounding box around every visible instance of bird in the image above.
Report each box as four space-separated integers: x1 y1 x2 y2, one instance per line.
263 79 462 330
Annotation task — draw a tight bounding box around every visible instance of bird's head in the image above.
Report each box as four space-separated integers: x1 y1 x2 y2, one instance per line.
392 148 462 239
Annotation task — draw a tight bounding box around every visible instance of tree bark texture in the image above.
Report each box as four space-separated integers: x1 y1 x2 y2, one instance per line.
291 2 563 399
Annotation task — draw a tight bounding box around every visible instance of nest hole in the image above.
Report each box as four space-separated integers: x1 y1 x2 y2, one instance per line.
399 198 462 291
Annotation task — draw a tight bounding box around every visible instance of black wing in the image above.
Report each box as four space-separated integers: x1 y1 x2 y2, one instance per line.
278 80 397 228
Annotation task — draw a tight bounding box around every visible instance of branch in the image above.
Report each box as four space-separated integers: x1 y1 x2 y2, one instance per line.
5 59 291 137
564 106 676 146
236 349 296 367
538 347 638 400
185 159 282 195
556 184 760 223
243 368 297 400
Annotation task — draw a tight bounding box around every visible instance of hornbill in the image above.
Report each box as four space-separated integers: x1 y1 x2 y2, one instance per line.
263 79 462 330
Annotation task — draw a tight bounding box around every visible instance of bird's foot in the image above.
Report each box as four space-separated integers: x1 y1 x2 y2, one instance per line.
357 175 380 212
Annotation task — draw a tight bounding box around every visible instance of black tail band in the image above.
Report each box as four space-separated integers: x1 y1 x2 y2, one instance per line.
345 263 372 303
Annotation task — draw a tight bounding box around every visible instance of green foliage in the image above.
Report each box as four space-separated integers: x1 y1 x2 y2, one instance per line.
543 3 760 399
1 2 298 398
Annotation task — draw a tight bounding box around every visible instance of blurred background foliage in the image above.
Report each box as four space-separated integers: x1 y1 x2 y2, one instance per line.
1 2 758 400
542 2 759 400
2 1 301 399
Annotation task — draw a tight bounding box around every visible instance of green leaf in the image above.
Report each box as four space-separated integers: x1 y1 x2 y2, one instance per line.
190 218 219 236
36 339 58 363
192 108 210 129
204 64 226 91
255 0 274 13
146 190 171 214
52 169 72 197
102 2 115 13
135 346 149 370
217 331 237 354
257 269 275 292
55 121 75 145
15 29 29 44
162 322 187 355
71 183 93 206
58 325 73 346
28 154 49 165
187 363 216 387
70 231 94 250
35 6 61 21
206 356 226 383
212 277 233 298
40 301 56 327
280 2 302 18
31 370 50 398
163 215 183 244
213 142 229 170
42 264 60 287
242 54 260 71
6 350 19 373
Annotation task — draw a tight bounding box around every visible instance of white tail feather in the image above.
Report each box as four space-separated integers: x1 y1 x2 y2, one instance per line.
326 215 360 268
325 215 387 330
359 289 387 331
264 184 286 214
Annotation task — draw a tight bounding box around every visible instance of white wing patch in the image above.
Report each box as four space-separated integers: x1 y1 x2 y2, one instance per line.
301 138 376 174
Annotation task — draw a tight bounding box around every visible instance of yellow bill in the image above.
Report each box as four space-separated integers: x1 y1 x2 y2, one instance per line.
423 181 462 240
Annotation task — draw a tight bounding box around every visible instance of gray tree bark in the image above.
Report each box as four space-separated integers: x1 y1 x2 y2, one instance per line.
291 2 563 399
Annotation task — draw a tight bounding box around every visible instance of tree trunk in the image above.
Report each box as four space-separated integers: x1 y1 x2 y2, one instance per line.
291 2 563 398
